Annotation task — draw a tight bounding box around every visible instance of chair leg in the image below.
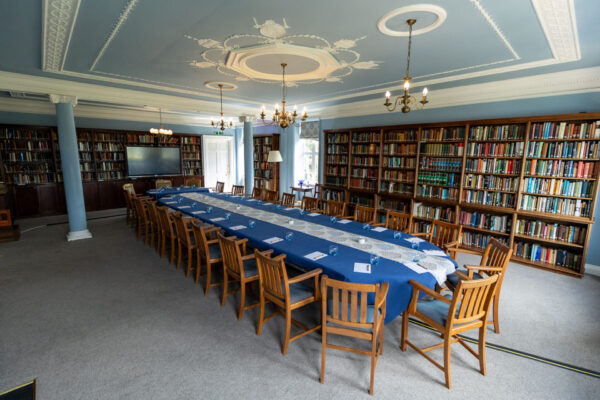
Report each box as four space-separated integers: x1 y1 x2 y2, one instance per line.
492 296 500 334
204 263 212 295
176 241 182 269
160 233 166 258
238 281 246 320
378 324 384 356
282 309 291 355
444 334 452 389
369 332 377 395
221 270 228 306
479 326 487 375
195 254 202 285
169 237 175 264
400 310 408 352
257 289 265 336
185 247 192 277
320 328 327 384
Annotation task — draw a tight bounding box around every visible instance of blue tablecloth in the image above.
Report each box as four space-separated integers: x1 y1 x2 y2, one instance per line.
146 186 209 199
158 193 456 323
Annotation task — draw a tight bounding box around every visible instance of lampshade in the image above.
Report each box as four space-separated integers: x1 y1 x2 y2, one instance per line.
267 150 283 162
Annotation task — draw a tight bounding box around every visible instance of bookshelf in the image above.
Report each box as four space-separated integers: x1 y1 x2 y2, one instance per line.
0 127 57 185
323 113 600 277
181 136 202 177
77 130 95 181
253 134 279 193
94 131 126 181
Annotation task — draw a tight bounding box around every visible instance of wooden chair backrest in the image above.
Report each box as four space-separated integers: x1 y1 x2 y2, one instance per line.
231 185 244 196
429 220 462 248
480 239 512 275
0 209 12 227
301 196 320 211
281 192 295 207
321 276 387 329
255 250 289 302
185 177 202 187
133 197 150 220
385 210 412 232
122 183 135 195
252 187 263 200
314 184 323 199
217 232 245 277
353 205 377 224
264 189 278 203
122 189 133 209
448 275 499 327
324 200 346 217
191 221 219 260
215 181 225 193
155 179 172 189
147 201 160 226
157 206 175 237
172 212 193 247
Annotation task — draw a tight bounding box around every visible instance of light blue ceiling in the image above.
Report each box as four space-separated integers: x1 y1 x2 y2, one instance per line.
0 0 598 112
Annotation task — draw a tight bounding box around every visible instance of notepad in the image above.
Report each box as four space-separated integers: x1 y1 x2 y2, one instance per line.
192 211 206 215
304 251 327 261
230 225 246 231
164 201 177 205
210 217 225 222
247 199 258 202
337 219 352 224
283 207 294 211
405 237 426 244
263 237 283 244
354 262 371 274
262 203 273 206
307 213 320 217
372 227 387 232
423 249 447 257
178 206 191 209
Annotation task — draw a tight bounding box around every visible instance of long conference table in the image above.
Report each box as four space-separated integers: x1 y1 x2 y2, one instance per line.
146 186 210 199
156 190 457 323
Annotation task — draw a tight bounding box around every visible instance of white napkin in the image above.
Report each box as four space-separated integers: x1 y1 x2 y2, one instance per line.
354 262 371 274
304 251 327 261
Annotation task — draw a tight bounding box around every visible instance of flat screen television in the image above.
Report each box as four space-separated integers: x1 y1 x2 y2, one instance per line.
126 146 181 177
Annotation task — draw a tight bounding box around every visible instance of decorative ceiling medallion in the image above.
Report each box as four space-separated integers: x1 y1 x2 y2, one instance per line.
377 4 447 37
185 18 380 85
204 81 237 91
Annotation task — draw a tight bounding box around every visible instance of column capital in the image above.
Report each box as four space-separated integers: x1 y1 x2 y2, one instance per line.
238 115 255 123
49 94 78 106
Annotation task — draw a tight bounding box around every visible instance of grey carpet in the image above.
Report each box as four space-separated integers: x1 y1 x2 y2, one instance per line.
1 214 599 399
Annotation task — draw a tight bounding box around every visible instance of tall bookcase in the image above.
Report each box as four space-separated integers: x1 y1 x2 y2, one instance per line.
322 113 600 277
181 136 202 176
94 131 126 181
253 134 279 193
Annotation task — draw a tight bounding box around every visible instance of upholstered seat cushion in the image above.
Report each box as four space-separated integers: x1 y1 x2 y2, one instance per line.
446 269 483 287
242 258 258 278
288 282 314 304
416 295 458 326
208 244 221 260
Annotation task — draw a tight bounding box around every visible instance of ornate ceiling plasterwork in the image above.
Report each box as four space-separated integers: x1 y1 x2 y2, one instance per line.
42 0 82 72
186 18 380 85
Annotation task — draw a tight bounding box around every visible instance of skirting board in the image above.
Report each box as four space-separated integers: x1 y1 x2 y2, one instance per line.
66 229 92 241
585 264 600 277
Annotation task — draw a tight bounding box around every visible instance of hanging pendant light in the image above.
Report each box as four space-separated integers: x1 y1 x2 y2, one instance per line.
259 63 308 129
149 108 173 135
211 84 233 131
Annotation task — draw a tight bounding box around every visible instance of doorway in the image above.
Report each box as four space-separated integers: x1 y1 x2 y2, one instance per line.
203 135 234 190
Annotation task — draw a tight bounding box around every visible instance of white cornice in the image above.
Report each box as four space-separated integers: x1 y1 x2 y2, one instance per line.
42 0 81 71
531 0 581 61
49 94 77 105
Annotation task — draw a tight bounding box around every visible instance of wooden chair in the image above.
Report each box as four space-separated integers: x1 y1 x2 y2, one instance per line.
322 200 346 218
172 212 199 278
301 196 321 212
215 181 225 193
385 210 412 233
191 222 223 295
264 189 278 203
348 205 382 225
313 183 324 200
156 206 177 264
401 275 500 389
231 185 244 196
132 197 152 244
280 192 295 207
218 232 273 320
255 250 322 354
155 179 172 189
146 201 162 251
412 220 462 255
252 187 264 200
320 276 389 396
184 177 203 187
122 183 136 225
445 238 512 333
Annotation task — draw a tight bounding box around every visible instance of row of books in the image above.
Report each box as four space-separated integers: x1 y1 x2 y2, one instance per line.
351 167 378 179
420 143 463 156
382 170 414 182
80 162 94 171
0 129 52 140
350 195 375 207
462 190 515 208
379 198 410 213
183 160 202 168
323 188 345 201
420 127 465 141
97 171 124 181
462 232 509 249
527 140 600 159
525 159 596 179
326 144 348 154
94 133 125 142
7 173 56 185
519 195 590 217
0 140 52 150
528 121 600 140
412 221 433 234
469 124 525 141
413 203 455 222
78 142 92 151
2 151 54 162
352 144 379 155
466 142 523 157
515 219 585 245
463 174 518 192
380 181 413 195
326 166 347 176
254 170 273 179
465 158 520 175
253 161 271 170
459 210 511 233
382 143 416 155
382 157 416 168
325 176 346 186
4 164 54 173
350 178 377 190
327 133 349 144
327 155 348 164
80 172 94 181
94 143 123 151
96 161 124 171
181 136 201 144
77 132 93 141
417 172 458 186
352 156 379 167
384 130 417 142
352 131 380 142
96 152 124 161
416 185 457 200
183 169 202 176
419 157 462 172
79 153 93 161
523 177 594 198
513 242 580 270
182 145 201 152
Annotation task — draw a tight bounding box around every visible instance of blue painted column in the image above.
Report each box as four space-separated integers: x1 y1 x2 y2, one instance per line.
233 126 244 185
318 127 325 184
51 95 91 241
242 117 254 195
278 125 299 195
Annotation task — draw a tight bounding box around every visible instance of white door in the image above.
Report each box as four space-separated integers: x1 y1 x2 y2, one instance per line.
203 136 234 190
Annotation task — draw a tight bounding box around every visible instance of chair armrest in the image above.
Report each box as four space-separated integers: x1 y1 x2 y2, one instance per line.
207 239 219 245
241 254 256 261
409 280 451 304
346 215 356 220
455 270 470 281
372 222 385 227
466 265 503 273
375 282 389 310
411 232 430 238
447 247 483 257
288 268 322 284
442 240 459 250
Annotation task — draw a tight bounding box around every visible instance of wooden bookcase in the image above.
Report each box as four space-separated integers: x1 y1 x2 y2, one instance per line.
253 134 279 193
181 136 202 177
323 112 600 277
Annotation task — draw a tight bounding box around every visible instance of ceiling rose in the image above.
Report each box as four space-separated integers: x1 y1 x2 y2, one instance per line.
186 18 381 85
377 4 447 37
204 81 238 91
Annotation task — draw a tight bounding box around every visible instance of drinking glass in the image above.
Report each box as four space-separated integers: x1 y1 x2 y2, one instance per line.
299 209 305 216
393 230 402 239
369 254 380 266
225 213 231 220
362 223 371 231
206 206 213 214
248 220 256 228
411 242 420 250
285 231 294 241
330 216 337 223
328 244 338 256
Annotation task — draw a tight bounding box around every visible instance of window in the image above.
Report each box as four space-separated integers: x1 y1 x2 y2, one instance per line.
295 138 319 186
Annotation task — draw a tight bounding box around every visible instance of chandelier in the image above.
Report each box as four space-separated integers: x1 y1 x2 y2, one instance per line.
384 19 428 113
211 83 233 131
149 108 173 135
259 63 308 129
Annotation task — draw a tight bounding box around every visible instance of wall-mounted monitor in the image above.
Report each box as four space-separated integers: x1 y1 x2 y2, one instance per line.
126 146 181 177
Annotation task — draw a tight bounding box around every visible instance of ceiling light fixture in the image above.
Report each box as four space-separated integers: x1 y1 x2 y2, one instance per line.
149 108 173 135
211 83 233 131
259 63 308 129
384 19 428 113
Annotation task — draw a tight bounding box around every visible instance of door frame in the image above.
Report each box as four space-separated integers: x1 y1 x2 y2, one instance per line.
202 135 235 189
